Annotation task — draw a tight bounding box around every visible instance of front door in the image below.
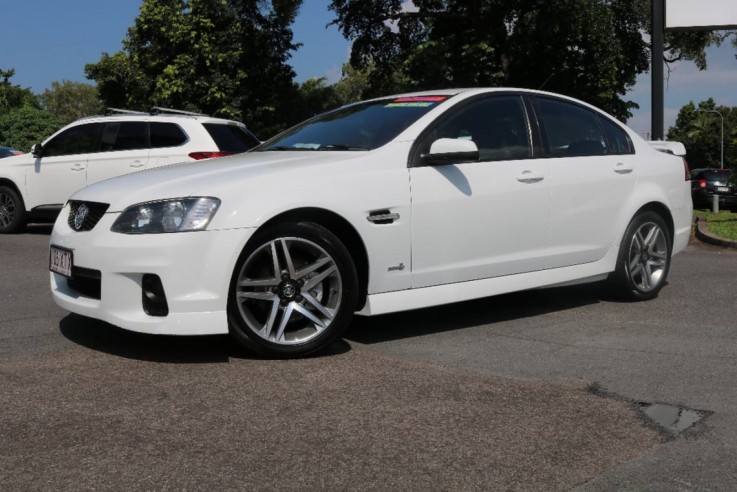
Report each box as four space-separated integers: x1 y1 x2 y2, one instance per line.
409 95 551 288
26 123 102 209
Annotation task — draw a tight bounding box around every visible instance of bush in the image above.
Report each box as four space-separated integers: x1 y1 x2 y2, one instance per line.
0 106 63 152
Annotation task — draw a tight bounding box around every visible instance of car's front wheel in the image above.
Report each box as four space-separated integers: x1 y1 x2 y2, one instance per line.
609 211 672 301
0 185 26 234
228 221 358 358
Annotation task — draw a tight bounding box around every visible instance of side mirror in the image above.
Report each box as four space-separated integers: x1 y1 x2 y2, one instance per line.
31 144 43 158
423 138 479 165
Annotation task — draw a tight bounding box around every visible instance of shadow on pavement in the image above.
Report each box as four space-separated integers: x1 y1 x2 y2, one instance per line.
59 281 621 358
59 313 351 362
24 223 54 235
346 281 613 344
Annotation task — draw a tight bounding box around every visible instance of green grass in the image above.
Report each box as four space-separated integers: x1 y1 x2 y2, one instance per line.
693 209 737 241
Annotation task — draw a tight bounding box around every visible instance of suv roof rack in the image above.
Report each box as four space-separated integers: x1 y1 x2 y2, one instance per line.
105 107 148 115
149 107 208 117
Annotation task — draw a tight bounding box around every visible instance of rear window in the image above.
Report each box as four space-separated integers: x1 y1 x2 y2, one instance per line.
704 170 731 180
203 124 260 153
150 122 188 148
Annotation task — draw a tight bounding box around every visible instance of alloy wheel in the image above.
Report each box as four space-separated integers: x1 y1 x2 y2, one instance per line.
234 236 343 345
626 221 668 292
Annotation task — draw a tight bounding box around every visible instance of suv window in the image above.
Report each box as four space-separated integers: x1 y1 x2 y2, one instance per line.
43 123 104 157
150 122 188 148
537 98 607 157
203 123 260 153
100 122 148 152
416 95 532 163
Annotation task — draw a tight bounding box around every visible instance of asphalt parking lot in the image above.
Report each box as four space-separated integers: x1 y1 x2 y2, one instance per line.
2 226 736 490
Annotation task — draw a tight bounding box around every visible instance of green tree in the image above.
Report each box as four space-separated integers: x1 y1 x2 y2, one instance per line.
85 0 303 137
332 63 373 105
0 67 38 112
0 106 63 152
0 68 62 150
328 0 725 121
40 80 104 124
668 99 737 171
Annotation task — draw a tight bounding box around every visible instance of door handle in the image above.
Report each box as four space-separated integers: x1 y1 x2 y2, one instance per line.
614 162 633 174
517 170 544 183
130 160 145 168
367 210 399 224
71 163 85 171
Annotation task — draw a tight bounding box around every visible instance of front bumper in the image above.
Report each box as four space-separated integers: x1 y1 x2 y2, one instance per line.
50 206 256 335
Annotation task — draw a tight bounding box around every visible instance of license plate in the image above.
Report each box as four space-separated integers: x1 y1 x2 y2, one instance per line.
50 246 73 278
717 186 729 192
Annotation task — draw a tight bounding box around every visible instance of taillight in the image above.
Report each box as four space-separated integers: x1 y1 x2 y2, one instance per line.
698 179 707 189
683 158 690 181
188 151 234 160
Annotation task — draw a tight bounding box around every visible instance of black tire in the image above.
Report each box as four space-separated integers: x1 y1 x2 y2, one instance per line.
0 185 27 234
609 211 672 301
227 221 359 358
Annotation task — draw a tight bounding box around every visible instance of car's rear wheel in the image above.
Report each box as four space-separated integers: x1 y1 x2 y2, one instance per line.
228 221 358 358
0 185 26 234
609 211 671 301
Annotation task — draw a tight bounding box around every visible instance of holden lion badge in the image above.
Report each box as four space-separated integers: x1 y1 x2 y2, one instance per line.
73 204 89 231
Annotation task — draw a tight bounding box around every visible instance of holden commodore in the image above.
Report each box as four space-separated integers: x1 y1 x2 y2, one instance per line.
49 88 693 357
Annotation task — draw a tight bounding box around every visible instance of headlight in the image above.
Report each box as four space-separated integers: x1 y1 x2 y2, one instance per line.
111 197 221 234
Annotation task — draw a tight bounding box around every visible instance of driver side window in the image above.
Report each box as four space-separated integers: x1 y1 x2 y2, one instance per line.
43 123 104 157
417 95 532 164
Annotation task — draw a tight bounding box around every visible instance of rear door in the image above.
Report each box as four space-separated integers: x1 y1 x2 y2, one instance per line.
533 96 637 267
148 122 191 168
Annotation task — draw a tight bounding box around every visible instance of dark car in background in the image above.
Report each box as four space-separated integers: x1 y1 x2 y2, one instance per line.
691 168 737 210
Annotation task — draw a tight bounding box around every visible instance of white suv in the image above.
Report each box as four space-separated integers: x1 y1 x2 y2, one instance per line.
0 108 260 233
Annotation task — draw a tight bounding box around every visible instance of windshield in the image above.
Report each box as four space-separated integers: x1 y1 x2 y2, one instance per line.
258 95 452 152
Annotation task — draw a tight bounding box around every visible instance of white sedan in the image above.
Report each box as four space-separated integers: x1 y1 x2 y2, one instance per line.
49 88 693 357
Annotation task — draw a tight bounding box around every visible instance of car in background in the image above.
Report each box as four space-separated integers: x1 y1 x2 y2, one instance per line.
49 88 693 358
0 146 23 158
0 108 260 233
690 168 736 210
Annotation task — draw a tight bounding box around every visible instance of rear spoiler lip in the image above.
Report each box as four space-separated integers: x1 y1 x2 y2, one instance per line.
647 140 687 157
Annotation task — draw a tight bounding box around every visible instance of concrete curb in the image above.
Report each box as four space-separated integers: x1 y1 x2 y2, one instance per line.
694 217 737 250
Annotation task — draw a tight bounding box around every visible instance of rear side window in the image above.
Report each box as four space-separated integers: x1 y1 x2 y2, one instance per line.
203 123 260 153
598 116 634 154
150 122 188 148
100 122 148 151
43 123 104 157
537 98 607 157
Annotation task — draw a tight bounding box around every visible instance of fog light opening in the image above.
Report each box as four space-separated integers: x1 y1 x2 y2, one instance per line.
142 274 169 317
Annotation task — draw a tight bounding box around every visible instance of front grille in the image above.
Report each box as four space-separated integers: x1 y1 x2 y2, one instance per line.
67 201 110 231
67 266 102 299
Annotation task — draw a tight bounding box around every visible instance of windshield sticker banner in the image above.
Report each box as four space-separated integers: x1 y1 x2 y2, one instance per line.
385 102 435 108
394 96 447 102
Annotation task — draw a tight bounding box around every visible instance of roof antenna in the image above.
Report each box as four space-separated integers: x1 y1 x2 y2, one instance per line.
538 74 554 90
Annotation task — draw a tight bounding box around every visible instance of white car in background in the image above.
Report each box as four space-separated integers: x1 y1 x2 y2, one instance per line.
0 108 259 233
49 88 692 358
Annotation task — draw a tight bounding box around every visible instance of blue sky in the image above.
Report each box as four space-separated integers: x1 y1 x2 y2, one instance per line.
2 0 735 136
